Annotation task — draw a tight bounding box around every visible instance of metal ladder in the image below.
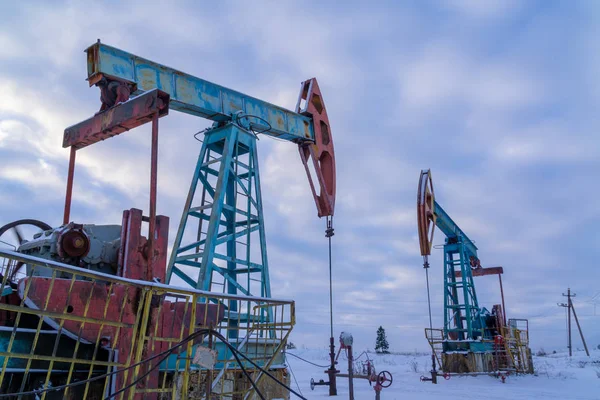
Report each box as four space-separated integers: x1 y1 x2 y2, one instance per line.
425 328 444 370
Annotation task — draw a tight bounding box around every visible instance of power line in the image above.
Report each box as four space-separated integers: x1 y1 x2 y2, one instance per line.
286 351 330 368
588 291 600 316
287 359 304 398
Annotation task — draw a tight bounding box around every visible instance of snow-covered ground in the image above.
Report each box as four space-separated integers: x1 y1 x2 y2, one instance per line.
285 348 600 399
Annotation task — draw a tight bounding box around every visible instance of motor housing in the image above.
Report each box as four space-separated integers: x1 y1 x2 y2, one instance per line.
18 222 121 276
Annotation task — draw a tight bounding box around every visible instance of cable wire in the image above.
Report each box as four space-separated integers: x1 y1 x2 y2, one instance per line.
286 352 330 368
1 327 305 399
217 332 265 400
0 329 210 399
287 357 304 398
226 338 307 400
235 113 272 135
193 127 210 142
109 329 266 400
0 328 268 400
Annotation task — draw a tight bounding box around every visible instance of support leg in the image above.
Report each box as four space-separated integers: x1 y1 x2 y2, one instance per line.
148 112 159 280
63 147 76 225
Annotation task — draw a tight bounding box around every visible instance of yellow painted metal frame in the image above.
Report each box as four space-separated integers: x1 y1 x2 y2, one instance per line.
0 249 294 399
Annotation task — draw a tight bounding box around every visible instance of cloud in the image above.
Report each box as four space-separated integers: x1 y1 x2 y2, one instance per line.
398 41 545 113
443 0 523 19
0 1 599 353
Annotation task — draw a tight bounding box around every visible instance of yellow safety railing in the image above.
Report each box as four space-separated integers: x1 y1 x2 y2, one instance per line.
0 249 294 399
502 318 532 374
424 328 444 369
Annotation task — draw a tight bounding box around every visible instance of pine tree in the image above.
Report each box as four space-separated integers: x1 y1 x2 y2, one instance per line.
375 326 389 354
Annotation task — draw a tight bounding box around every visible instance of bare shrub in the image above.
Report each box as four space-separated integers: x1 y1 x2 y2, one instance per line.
409 359 419 373
536 348 547 357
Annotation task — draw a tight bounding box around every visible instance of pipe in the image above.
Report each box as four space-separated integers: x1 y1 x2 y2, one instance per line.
63 147 77 225
148 112 159 280
499 274 507 327
347 345 354 400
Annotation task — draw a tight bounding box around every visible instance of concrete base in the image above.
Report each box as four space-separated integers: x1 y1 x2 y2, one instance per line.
442 352 496 373
441 350 535 374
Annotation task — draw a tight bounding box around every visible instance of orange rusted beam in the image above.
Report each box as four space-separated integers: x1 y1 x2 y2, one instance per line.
455 266 504 278
63 89 169 150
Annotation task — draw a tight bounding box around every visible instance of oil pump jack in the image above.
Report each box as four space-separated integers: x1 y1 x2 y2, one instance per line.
0 40 336 398
417 170 533 377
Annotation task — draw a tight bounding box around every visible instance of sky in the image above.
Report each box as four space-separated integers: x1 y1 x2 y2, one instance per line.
0 0 599 353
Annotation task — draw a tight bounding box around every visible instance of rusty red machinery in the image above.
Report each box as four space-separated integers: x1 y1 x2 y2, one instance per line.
0 40 337 399
42 88 225 398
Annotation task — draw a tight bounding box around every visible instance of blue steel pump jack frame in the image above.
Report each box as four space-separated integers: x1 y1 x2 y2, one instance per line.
417 170 486 342
83 40 336 308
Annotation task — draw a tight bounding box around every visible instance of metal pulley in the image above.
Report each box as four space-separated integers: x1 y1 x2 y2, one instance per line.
57 223 90 258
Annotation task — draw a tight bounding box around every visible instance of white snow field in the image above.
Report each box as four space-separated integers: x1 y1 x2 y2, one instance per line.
285 348 600 400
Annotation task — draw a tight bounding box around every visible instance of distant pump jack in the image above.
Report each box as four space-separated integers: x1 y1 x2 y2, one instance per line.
417 169 534 377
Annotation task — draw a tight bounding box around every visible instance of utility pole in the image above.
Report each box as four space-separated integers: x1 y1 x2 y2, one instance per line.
570 295 590 356
557 288 590 357
558 288 573 356
566 288 572 356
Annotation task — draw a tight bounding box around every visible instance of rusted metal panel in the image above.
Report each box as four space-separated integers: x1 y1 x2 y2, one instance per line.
152 215 169 284
118 209 169 283
120 208 146 281
18 278 137 344
455 266 504 278
62 89 169 150
158 301 225 346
